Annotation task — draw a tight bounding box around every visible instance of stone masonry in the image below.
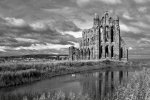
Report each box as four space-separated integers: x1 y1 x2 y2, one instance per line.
69 11 128 61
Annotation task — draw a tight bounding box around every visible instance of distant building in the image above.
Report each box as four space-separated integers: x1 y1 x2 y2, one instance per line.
69 11 128 61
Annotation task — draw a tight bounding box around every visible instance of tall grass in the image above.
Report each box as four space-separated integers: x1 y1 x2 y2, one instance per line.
0 60 132 88
0 90 93 100
113 68 150 100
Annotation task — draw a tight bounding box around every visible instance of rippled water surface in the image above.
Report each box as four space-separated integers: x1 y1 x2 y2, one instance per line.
0 67 144 100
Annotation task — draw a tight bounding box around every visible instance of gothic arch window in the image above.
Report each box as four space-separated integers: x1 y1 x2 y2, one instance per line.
105 45 109 58
88 38 89 46
99 46 103 58
111 26 114 42
87 48 90 60
120 47 123 58
80 49 83 60
91 36 95 45
109 17 112 24
84 40 86 46
105 26 109 42
83 49 86 59
111 46 114 58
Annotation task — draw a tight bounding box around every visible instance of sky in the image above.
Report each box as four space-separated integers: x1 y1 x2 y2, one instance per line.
0 0 150 58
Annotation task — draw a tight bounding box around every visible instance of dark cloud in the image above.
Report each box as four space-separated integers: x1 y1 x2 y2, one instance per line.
54 20 81 32
0 13 80 49
121 32 149 40
0 0 150 57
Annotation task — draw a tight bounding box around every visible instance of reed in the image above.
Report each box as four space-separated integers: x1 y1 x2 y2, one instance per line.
113 68 150 100
0 60 132 88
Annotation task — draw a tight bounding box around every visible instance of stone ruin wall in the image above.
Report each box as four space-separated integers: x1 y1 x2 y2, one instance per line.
69 11 128 61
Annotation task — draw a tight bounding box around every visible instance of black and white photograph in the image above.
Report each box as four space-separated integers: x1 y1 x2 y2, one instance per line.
0 0 150 100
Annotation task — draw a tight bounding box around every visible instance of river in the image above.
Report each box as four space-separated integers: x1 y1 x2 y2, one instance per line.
0 67 143 100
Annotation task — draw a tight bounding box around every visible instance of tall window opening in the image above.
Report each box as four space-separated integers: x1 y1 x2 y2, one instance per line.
111 26 114 42
105 45 109 58
111 46 114 58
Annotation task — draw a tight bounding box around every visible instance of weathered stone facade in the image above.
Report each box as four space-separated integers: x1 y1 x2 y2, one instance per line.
69 11 128 61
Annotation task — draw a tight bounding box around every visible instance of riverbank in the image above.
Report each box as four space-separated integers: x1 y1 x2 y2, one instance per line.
0 60 140 88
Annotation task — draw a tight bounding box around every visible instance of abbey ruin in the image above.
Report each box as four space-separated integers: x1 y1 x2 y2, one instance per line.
69 11 128 61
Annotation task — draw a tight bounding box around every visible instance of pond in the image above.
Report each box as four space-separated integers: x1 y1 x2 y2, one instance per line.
0 67 147 100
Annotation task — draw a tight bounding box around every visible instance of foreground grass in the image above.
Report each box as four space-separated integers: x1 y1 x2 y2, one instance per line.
0 60 133 88
113 68 150 100
1 68 150 100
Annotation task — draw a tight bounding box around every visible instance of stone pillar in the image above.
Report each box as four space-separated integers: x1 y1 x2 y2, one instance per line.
93 13 99 28
95 28 100 60
108 26 111 43
100 27 104 42
127 49 128 61
102 45 105 59
114 24 120 60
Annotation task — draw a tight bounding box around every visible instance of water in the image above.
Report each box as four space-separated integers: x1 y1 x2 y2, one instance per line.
0 67 143 100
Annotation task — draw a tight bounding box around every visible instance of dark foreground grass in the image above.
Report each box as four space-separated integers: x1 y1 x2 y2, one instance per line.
0 60 135 88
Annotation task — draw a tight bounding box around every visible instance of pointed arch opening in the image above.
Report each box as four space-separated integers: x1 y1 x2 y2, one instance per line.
105 26 109 42
87 38 89 46
105 45 109 58
111 46 114 58
120 47 123 58
80 49 83 60
99 46 103 59
85 49 88 60
111 26 114 42
87 48 90 60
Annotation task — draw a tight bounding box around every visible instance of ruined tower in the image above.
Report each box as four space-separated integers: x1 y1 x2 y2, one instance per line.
69 11 128 61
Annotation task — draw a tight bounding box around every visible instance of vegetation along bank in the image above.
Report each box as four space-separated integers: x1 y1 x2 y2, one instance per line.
0 60 139 88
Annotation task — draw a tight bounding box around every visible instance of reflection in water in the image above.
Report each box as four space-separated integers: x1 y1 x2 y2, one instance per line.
80 70 128 100
0 69 133 100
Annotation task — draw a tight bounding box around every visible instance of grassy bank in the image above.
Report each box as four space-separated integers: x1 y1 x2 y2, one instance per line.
0 60 136 88
113 67 150 100
1 68 149 100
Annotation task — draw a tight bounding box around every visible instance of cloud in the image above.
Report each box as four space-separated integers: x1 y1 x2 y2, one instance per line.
0 14 81 55
121 32 149 40
138 38 150 46
75 0 90 6
134 0 150 3
120 23 141 33
63 31 82 38
15 38 39 43
122 12 133 20
0 46 7 52
53 20 81 32
138 7 147 13
0 0 149 57
72 0 121 6
130 21 150 29
128 47 133 50
4 17 27 27
14 42 78 51
99 0 121 4
30 22 49 31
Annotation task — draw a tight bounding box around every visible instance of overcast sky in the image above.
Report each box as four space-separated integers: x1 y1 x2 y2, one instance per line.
0 0 149 58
